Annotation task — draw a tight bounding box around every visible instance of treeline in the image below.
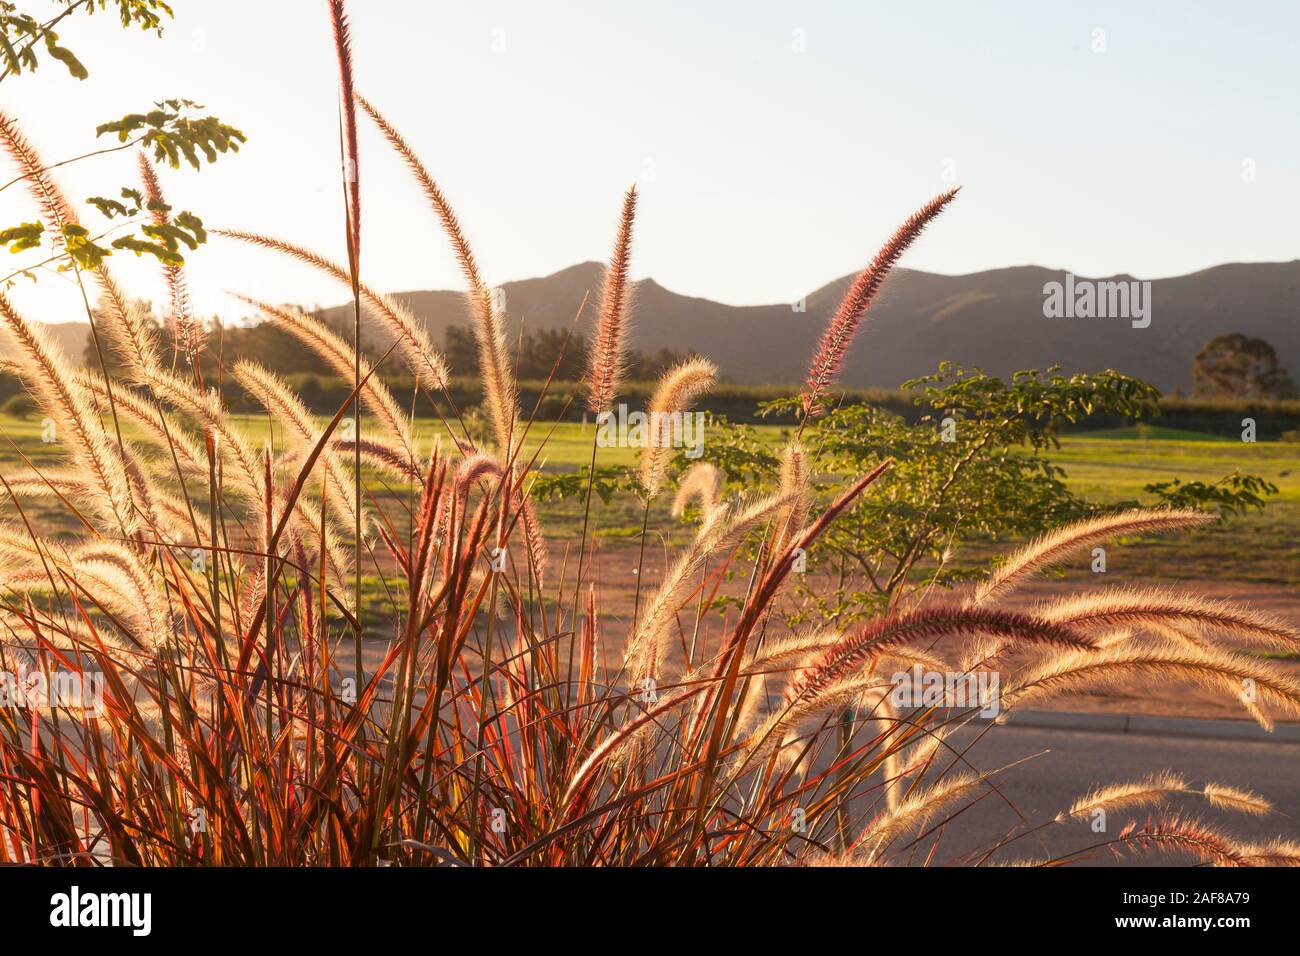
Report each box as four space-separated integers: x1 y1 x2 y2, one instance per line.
75 306 695 385
7 367 1297 438
443 325 689 382
3 302 1298 437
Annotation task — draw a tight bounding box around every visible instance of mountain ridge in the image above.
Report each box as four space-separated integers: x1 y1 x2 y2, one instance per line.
10 261 1298 393
339 259 1299 392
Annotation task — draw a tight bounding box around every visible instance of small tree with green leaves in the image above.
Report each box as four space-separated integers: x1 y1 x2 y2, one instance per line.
1192 333 1298 400
699 363 1276 625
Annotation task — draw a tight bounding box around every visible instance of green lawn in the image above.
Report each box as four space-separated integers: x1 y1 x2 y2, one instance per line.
2 412 1296 583
1041 427 1300 584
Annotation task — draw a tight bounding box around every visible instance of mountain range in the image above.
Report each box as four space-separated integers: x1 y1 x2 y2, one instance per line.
14 261 1300 393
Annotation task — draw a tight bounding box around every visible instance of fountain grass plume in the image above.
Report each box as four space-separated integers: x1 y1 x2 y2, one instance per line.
803 188 959 417
586 185 639 414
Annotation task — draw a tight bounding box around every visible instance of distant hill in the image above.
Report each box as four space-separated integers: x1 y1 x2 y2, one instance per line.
317 260 1300 393
36 323 96 367
10 262 1299 393
0 322 89 369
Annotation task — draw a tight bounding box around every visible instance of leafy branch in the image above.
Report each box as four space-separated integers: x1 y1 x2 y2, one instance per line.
97 99 246 169
0 0 172 83
2 185 205 269
1143 471 1279 517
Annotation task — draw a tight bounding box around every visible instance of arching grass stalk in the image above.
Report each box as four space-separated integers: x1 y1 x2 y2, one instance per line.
328 0 365 691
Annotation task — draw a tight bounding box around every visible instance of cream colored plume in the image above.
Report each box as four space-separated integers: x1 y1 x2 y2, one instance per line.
1202 782 1272 816
77 372 206 480
217 230 448 389
0 293 135 535
623 489 796 683
638 358 717 500
1038 585 1300 652
671 462 722 519
975 508 1214 605
1001 643 1300 730
233 360 361 535
1058 772 1190 822
857 771 984 863
771 439 810 559
353 96 518 454
232 295 418 470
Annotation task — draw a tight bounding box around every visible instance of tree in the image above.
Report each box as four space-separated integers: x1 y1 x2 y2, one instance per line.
443 322 692 384
516 326 586 380
626 344 691 381
700 363 1276 625
1 1 170 82
1193 333 1298 400
443 324 479 378
200 313 343 376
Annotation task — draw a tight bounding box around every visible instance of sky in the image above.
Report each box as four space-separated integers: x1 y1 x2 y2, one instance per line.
2 0 1298 326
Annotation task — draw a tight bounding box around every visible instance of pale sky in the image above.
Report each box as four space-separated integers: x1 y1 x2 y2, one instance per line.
3 0 1297 326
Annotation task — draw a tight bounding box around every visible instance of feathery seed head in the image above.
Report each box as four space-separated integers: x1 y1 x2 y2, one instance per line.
352 94 517 450
232 293 417 468
0 108 77 232
586 184 638 413
139 152 199 365
1059 772 1189 822
218 231 448 387
671 462 722 519
976 508 1216 605
1038 584 1300 652
638 357 717 499
328 0 361 261
803 188 959 417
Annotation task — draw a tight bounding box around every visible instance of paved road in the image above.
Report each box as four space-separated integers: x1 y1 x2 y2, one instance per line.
350 641 1300 864
881 722 1300 865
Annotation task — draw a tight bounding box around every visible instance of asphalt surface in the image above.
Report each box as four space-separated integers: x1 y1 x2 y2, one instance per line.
879 722 1300 865
351 641 1300 865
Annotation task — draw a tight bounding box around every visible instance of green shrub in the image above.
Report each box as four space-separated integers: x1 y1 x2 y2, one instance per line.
0 392 37 419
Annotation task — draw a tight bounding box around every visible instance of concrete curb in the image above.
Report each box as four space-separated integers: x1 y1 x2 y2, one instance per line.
1004 709 1300 743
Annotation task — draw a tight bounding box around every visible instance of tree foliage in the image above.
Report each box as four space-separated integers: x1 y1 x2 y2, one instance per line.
0 0 171 82
0 12 243 281
1192 333 1298 400
1143 471 1278 517
697 364 1276 623
97 99 245 169
443 323 690 384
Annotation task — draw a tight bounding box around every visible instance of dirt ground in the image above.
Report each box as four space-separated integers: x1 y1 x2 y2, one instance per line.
571 539 1300 725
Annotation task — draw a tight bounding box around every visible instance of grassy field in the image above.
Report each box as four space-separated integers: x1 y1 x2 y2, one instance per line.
516 419 1297 584
2 413 1296 584
1044 426 1299 584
